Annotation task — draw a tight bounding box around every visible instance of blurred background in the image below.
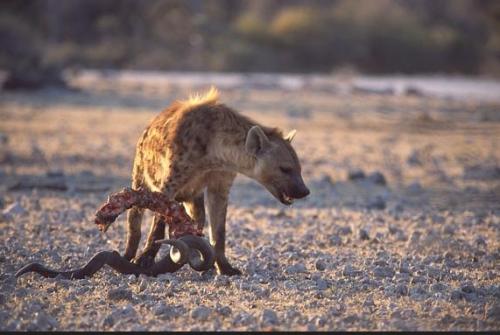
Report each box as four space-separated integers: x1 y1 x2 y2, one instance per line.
1 0 500 89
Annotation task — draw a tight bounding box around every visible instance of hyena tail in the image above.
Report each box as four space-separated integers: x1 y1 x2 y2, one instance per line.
124 163 145 260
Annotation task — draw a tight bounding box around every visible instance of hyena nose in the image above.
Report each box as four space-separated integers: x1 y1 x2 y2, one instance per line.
295 186 310 199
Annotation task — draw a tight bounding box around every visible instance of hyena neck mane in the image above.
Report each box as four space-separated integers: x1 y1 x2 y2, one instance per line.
182 87 283 176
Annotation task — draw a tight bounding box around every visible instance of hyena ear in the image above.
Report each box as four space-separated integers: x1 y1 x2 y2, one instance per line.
245 126 270 156
284 129 297 142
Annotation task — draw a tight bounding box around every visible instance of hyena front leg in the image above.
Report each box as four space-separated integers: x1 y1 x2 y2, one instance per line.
124 163 144 260
206 172 240 276
133 214 166 268
124 207 144 260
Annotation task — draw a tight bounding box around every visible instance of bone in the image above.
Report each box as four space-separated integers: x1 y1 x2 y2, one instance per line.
94 187 202 238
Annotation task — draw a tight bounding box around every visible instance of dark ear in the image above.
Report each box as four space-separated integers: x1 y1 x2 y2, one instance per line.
245 125 270 156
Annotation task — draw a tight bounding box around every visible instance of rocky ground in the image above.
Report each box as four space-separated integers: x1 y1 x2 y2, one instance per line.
0 74 499 331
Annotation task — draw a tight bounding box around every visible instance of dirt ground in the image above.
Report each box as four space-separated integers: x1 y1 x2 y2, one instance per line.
0 74 499 331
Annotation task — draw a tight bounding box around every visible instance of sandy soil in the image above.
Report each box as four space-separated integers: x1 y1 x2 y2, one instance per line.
0 74 499 331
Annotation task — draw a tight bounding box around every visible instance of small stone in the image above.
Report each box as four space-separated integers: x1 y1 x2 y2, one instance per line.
119 304 137 319
157 273 174 282
286 264 307 274
154 302 177 318
191 305 211 321
367 171 387 185
328 235 342 246
395 284 408 296
461 284 475 294
363 295 376 308
396 232 408 242
216 305 232 317
315 259 327 271
261 309 279 325
214 275 230 287
443 224 455 235
315 279 329 291
373 266 395 278
348 169 365 180
431 283 447 292
407 150 422 166
232 312 255 327
32 312 58 330
102 314 115 327
367 197 386 210
107 288 133 301
399 260 410 274
475 236 487 247
451 290 465 300
486 303 500 321
338 226 352 235
343 265 361 277
359 229 370 240
411 276 427 284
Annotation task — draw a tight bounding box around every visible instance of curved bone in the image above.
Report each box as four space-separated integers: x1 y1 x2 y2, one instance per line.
16 240 190 279
177 235 216 271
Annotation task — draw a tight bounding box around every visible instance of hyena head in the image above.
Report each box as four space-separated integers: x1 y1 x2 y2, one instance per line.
245 125 310 205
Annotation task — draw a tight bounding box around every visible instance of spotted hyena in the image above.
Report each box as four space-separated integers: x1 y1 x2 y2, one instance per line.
125 87 310 275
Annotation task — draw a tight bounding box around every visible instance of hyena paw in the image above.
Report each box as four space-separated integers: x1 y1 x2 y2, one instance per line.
216 262 242 276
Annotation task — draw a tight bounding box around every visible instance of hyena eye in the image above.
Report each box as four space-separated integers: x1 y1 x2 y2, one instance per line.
280 166 292 174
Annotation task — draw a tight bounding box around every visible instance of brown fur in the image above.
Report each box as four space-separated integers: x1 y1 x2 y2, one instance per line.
125 87 309 275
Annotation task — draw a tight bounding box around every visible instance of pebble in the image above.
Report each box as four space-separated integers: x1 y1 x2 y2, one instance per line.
367 196 386 210
367 171 387 185
373 266 395 278
348 169 365 180
395 284 408 296
191 305 211 321
107 288 133 301
338 226 352 235
232 312 255 327
261 309 279 325
450 290 465 300
328 235 342 246
343 265 361 277
315 278 329 291
31 312 58 330
486 304 500 321
214 275 231 287
359 229 370 240
423 280 439 292
216 305 232 317
315 259 327 271
461 284 475 294
285 264 307 274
